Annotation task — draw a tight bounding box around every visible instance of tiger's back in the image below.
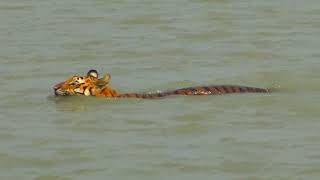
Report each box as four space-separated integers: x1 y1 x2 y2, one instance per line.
117 85 268 99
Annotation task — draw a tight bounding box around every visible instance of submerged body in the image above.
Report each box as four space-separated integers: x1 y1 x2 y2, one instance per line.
53 69 269 99
117 85 268 99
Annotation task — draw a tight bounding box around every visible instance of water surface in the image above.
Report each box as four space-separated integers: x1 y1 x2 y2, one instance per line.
1 0 320 179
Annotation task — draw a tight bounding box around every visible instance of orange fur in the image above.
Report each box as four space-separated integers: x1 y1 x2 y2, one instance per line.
95 86 119 97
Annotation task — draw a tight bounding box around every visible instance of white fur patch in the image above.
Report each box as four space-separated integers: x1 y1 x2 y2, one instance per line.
84 88 91 96
74 88 83 94
77 78 85 83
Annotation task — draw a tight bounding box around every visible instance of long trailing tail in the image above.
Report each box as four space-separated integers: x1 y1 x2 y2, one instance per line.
116 85 270 99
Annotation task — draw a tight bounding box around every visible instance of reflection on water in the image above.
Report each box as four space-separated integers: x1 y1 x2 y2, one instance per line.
1 0 320 179
48 95 97 112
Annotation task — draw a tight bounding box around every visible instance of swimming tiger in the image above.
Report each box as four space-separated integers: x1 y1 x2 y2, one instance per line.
53 69 269 99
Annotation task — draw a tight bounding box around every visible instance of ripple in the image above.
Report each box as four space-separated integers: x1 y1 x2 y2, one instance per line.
120 15 170 25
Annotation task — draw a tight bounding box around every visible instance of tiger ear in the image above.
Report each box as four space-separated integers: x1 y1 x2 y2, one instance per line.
96 73 111 88
87 69 98 78
101 73 111 83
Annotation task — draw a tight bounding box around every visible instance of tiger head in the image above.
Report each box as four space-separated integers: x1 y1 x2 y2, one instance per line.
53 69 118 97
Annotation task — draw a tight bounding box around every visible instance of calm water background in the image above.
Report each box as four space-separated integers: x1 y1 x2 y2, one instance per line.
0 0 320 179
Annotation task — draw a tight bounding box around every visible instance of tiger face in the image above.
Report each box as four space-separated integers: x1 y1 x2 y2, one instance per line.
53 69 114 96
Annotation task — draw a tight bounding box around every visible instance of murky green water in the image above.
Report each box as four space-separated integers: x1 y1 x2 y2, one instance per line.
1 0 320 179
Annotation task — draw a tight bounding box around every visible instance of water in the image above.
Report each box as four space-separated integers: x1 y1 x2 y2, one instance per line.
1 0 320 179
